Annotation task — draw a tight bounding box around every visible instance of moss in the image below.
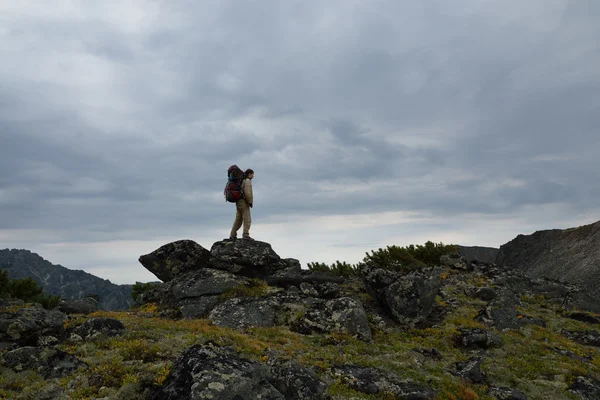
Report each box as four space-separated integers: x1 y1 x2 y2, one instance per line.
219 278 270 300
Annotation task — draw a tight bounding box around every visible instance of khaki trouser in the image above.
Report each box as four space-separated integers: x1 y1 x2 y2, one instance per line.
230 199 251 238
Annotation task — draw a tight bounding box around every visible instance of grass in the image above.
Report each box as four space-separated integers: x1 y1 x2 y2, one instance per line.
2 281 600 400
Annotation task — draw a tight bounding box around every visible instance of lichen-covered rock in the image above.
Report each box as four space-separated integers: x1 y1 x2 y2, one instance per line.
150 342 329 400
0 306 67 346
170 268 249 299
440 253 470 270
331 365 436 399
488 387 528 400
0 346 88 378
562 330 600 348
179 296 221 319
74 317 125 339
209 239 287 278
299 282 341 299
209 296 279 329
456 328 503 349
291 297 372 341
138 240 211 282
360 265 442 327
268 359 330 400
472 287 497 301
58 297 99 315
452 357 486 384
569 376 600 400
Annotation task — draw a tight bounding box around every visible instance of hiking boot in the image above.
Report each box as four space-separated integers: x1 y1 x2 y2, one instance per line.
227 236 237 241
242 236 254 241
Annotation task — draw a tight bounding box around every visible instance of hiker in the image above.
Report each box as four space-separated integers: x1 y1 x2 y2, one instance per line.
230 168 254 240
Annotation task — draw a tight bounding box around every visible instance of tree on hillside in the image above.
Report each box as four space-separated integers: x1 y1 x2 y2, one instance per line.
0 269 61 309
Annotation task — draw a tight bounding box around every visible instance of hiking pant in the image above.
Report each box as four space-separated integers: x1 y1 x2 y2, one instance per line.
230 199 251 238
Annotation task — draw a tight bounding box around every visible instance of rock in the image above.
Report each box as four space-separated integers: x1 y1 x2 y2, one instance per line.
209 239 287 278
456 328 503 349
58 296 99 315
566 312 600 325
361 265 442 327
266 268 345 288
0 306 67 346
452 357 486 384
170 268 249 299
209 296 279 329
150 341 329 400
440 253 470 270
412 348 443 360
0 346 88 378
562 330 600 347
268 359 330 400
299 282 341 299
473 287 497 301
291 297 372 341
569 376 600 400
550 347 592 363
331 365 436 399
458 246 499 264
74 317 125 339
138 240 211 282
496 221 600 308
179 296 221 319
488 386 528 400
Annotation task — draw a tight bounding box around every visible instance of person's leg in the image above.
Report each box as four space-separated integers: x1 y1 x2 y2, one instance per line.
242 202 252 238
230 201 244 238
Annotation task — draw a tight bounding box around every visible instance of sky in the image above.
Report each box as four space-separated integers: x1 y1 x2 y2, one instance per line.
1 1 599 284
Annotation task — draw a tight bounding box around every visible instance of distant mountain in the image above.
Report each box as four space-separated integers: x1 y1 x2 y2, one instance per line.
458 245 499 264
496 220 600 300
0 249 133 311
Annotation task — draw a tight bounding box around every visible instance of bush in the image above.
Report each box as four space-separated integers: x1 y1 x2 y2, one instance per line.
307 261 359 277
307 241 459 276
131 281 161 303
0 269 60 309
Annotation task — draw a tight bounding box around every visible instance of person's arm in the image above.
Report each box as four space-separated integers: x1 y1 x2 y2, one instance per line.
244 179 254 206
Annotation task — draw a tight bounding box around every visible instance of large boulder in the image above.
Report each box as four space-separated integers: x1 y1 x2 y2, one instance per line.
0 306 67 346
331 365 436 399
360 265 442 327
291 297 372 342
58 296 99 315
496 221 600 304
170 268 249 299
150 342 329 400
139 240 211 282
208 296 280 329
0 346 88 378
209 240 291 279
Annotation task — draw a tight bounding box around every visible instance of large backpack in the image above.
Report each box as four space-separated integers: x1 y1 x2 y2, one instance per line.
224 165 245 202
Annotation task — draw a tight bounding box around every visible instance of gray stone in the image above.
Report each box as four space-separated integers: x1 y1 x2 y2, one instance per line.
453 357 486 384
139 240 211 282
0 306 67 346
331 365 436 399
488 387 528 400
58 297 99 315
170 268 248 299
562 330 600 348
74 317 125 339
179 296 221 319
209 297 279 329
291 297 372 341
209 239 286 278
569 376 600 400
456 328 503 349
0 346 88 378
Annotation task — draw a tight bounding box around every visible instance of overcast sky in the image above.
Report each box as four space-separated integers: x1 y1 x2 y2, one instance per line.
1 1 599 284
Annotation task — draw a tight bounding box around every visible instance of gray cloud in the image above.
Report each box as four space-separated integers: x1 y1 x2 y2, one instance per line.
1 0 599 282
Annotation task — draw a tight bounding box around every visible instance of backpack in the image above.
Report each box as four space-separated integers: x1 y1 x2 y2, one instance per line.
224 165 245 202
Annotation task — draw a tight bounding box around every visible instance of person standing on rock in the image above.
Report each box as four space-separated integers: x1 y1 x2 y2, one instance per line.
230 169 254 240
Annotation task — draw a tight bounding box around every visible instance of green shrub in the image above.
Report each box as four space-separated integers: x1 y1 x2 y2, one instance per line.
0 269 61 309
220 278 270 300
306 261 359 277
363 241 458 273
131 281 161 302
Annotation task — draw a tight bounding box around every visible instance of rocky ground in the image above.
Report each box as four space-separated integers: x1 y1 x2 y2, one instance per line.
1 239 600 399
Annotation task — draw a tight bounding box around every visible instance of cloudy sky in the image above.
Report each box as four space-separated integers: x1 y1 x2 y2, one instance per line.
1 1 599 284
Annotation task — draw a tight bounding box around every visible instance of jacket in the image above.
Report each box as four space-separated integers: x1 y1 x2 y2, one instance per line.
242 178 253 205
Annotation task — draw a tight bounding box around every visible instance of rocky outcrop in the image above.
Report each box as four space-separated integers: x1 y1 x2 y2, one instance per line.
150 341 329 400
569 376 600 400
458 245 499 264
138 240 211 282
0 249 133 311
452 357 486 384
496 220 600 303
488 387 528 400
